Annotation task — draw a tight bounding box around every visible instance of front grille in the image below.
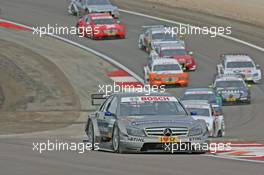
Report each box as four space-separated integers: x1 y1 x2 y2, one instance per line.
145 127 188 137
162 77 178 82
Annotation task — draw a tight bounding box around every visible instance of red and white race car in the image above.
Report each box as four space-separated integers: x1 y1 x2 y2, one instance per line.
76 13 126 39
150 42 196 71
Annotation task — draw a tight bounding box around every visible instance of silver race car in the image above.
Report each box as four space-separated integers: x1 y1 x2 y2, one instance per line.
138 25 181 53
217 53 262 83
68 0 119 18
182 101 226 138
85 92 209 153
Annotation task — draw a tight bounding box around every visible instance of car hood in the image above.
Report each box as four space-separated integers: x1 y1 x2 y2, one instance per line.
121 115 197 129
88 5 117 11
192 116 213 123
95 24 121 29
172 55 192 63
152 40 182 47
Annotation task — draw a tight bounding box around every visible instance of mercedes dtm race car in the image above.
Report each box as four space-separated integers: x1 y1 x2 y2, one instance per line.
149 42 196 71
68 0 119 18
181 88 223 115
85 92 209 153
217 53 261 83
182 101 225 137
138 25 180 53
143 58 188 87
211 75 251 105
76 13 125 39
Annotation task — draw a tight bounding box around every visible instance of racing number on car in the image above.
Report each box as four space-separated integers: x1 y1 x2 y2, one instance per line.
158 137 179 143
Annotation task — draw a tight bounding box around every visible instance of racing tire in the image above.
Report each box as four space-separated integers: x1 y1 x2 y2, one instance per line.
112 124 125 154
70 5 77 16
217 130 223 137
138 41 145 50
87 120 95 150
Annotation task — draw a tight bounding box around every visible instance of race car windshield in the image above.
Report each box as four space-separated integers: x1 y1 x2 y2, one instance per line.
186 108 210 117
93 18 115 24
87 0 111 5
215 80 245 88
226 61 254 68
152 33 165 40
152 33 177 41
153 64 181 71
120 101 187 116
161 49 187 56
182 94 216 102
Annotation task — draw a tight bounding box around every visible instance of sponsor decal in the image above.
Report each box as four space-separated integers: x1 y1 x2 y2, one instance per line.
121 96 178 103
158 137 179 143
128 137 145 142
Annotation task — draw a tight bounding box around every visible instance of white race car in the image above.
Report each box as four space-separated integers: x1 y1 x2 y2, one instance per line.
217 53 261 83
182 101 226 137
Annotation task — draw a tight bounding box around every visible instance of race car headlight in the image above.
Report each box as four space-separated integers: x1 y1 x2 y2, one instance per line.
189 126 203 136
240 91 248 98
126 127 146 137
179 76 185 80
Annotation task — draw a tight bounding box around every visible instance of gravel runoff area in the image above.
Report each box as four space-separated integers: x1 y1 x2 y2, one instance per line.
112 0 264 47
0 28 114 135
119 0 264 28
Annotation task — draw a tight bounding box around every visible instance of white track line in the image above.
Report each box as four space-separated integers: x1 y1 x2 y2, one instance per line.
204 154 264 164
120 9 264 52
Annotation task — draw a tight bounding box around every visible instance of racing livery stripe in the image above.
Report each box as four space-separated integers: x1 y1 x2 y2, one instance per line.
0 22 31 30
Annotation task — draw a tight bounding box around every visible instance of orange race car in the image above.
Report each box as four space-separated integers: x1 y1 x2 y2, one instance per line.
144 58 188 87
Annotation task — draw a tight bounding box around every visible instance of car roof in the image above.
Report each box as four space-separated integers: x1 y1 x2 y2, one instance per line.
114 92 177 98
150 27 166 34
215 75 244 81
185 88 214 93
152 58 180 65
224 54 253 62
159 42 185 50
88 13 113 18
183 102 211 109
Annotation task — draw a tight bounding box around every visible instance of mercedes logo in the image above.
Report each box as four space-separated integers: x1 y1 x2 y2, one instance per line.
163 128 173 137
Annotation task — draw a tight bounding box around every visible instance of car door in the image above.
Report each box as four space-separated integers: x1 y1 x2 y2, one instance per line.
96 95 113 138
144 30 150 46
97 95 118 139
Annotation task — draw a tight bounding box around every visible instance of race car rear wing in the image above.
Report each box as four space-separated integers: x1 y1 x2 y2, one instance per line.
91 94 108 106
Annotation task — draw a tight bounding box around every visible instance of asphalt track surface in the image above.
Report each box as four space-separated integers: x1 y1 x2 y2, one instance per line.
0 0 264 174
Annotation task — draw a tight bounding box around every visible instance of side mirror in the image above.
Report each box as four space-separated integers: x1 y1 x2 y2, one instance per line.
116 20 121 24
190 111 197 116
213 111 220 117
105 111 115 117
256 64 260 69
188 51 194 56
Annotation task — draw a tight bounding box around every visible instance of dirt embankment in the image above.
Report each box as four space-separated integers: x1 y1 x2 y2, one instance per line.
0 27 115 135
0 38 80 134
